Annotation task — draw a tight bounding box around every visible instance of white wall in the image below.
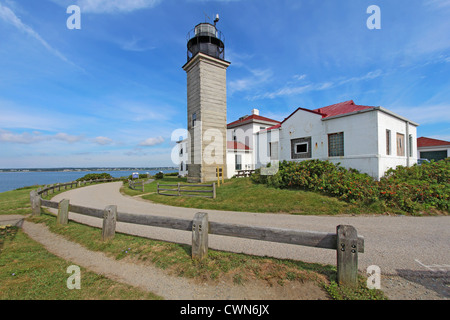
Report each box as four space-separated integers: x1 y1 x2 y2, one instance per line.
177 141 188 177
226 150 253 178
278 108 418 180
376 111 418 179
279 110 324 160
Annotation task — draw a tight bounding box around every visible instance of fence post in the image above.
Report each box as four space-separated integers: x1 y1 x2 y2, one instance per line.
212 182 216 199
157 183 160 195
336 225 359 288
192 212 209 260
102 205 117 241
142 181 145 192
177 182 181 196
57 199 70 225
30 190 41 216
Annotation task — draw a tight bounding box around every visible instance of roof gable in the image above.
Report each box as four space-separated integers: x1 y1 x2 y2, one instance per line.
313 100 375 119
279 100 377 126
227 114 280 128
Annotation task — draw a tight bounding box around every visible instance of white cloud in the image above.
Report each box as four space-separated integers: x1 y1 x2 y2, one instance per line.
48 0 161 14
293 74 307 81
337 70 383 85
120 37 155 52
249 70 383 100
92 136 114 145
229 68 273 94
54 132 84 143
424 0 450 9
0 130 84 144
139 136 164 146
390 105 450 125
0 3 74 66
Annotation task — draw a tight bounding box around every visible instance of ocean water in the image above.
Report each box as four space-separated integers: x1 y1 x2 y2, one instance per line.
0 169 177 193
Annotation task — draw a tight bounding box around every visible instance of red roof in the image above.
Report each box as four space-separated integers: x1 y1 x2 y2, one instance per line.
227 114 280 127
279 100 376 125
227 141 251 150
417 137 450 147
312 100 375 119
281 107 325 124
265 123 281 131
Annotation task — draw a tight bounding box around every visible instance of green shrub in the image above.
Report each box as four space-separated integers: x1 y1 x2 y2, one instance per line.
76 173 113 182
252 159 449 213
154 172 164 179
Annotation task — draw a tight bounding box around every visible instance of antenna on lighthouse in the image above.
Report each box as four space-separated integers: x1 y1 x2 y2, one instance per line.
214 14 220 26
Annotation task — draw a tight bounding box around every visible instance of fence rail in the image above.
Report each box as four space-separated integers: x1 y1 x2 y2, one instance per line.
128 179 145 192
35 178 122 198
31 185 364 287
157 182 216 199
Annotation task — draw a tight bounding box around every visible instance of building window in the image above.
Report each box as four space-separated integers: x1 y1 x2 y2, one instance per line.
291 137 311 159
396 133 405 156
295 143 308 154
235 154 242 171
386 130 391 155
192 113 197 127
232 129 236 141
180 162 184 172
328 132 344 157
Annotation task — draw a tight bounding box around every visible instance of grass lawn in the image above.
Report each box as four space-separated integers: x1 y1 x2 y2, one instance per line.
0 186 161 300
123 176 378 215
0 225 162 300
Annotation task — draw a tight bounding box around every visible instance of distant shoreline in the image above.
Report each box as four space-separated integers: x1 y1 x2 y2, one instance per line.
0 167 178 173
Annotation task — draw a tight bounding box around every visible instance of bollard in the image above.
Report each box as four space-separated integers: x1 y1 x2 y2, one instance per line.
102 205 117 241
30 190 41 216
57 199 70 225
192 212 209 260
336 225 359 288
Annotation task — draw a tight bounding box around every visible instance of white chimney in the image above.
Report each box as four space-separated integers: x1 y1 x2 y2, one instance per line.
252 108 259 116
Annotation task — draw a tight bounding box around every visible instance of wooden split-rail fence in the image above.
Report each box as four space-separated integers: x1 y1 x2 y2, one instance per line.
128 179 145 192
30 184 365 287
157 182 216 199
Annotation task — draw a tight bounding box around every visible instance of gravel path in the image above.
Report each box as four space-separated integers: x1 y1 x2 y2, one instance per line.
37 182 450 299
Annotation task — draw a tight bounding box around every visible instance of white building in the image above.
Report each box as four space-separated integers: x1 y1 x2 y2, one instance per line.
179 100 420 181
257 100 419 180
176 139 188 177
417 137 450 161
226 108 280 178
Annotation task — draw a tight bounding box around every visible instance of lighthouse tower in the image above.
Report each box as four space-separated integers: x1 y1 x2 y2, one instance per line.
182 17 230 183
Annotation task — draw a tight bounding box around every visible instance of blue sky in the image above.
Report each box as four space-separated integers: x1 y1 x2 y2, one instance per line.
0 0 449 168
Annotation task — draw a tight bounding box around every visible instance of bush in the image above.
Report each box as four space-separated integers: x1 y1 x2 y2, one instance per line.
154 171 164 179
252 159 449 213
76 173 113 182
